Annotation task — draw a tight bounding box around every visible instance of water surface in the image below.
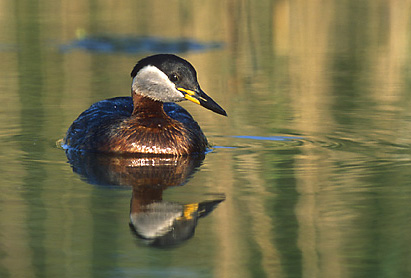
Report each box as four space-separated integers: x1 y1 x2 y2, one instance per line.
1 1 411 277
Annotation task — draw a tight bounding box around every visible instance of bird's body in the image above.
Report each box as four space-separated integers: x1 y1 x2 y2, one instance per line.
64 54 226 155
65 96 208 155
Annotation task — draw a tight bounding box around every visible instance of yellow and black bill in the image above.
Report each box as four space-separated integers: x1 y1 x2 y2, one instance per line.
177 87 227 116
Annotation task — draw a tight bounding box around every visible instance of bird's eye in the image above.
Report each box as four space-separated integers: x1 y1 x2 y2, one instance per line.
170 73 179 82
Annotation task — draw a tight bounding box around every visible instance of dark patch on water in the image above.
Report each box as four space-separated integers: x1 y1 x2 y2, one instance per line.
60 34 223 54
233 135 304 141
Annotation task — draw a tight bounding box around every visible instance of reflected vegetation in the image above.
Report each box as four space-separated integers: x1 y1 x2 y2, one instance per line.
1 0 411 277
66 150 225 247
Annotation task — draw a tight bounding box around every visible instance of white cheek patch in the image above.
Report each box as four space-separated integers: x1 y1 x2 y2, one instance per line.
132 65 184 101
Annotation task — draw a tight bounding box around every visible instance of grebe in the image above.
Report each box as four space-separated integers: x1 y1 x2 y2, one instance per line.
64 54 226 155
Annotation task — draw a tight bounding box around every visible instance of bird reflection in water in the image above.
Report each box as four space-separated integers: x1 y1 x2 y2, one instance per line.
65 150 225 247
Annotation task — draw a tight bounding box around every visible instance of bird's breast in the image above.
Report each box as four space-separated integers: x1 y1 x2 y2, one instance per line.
97 118 202 155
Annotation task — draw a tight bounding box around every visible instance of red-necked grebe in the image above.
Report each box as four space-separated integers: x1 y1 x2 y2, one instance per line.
64 54 226 155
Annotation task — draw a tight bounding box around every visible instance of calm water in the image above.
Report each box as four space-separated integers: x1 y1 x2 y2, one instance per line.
1 1 411 277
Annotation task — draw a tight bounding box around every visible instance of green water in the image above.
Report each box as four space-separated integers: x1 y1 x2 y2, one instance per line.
1 0 411 277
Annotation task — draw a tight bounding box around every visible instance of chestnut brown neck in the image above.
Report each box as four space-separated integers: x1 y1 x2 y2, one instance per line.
132 94 168 118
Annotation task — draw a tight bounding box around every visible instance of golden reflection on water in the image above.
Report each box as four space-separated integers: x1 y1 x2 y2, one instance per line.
1 0 411 277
